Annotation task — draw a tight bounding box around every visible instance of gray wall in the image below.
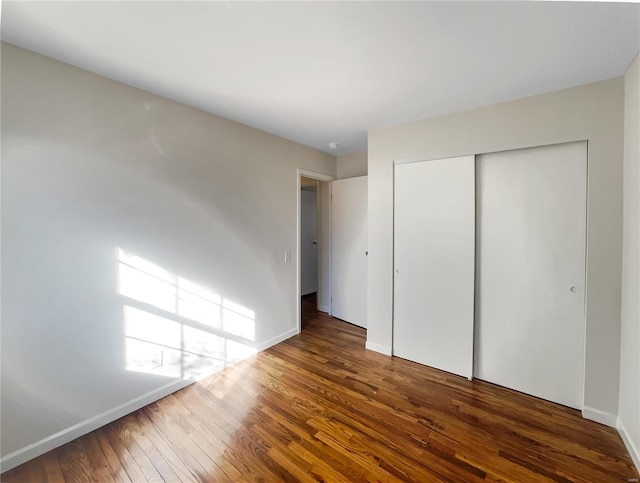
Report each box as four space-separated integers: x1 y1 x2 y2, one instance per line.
1 43 336 462
337 151 367 179
619 52 640 468
368 77 625 418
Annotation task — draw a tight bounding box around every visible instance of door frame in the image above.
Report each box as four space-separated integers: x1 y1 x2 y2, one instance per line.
296 169 334 334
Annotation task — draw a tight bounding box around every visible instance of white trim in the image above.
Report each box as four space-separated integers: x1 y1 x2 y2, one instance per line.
582 406 617 427
298 169 333 183
0 327 298 473
0 378 192 473
255 327 298 352
296 168 335 333
617 419 640 473
365 341 392 356
327 181 333 317
580 140 590 418
317 304 331 314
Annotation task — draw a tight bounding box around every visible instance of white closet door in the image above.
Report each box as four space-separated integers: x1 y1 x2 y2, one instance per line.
475 142 587 409
331 176 367 328
393 156 475 378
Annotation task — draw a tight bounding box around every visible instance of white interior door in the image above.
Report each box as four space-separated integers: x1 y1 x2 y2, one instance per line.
475 141 587 409
300 188 318 296
331 176 367 328
393 156 475 378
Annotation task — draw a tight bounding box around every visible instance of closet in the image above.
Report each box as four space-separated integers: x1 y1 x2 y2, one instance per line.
393 141 587 409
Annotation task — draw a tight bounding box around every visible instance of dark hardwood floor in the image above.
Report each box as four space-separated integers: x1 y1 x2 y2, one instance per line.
2 295 638 482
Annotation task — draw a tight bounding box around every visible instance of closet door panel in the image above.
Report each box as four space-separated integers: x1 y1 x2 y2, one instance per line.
475 142 587 409
393 156 475 378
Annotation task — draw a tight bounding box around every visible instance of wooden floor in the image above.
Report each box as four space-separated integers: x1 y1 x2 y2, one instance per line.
3 295 638 482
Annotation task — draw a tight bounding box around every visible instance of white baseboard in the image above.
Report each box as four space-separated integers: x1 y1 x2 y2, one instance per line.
256 327 298 351
317 304 331 314
0 327 298 473
582 406 617 427
574 408 640 473
0 378 192 473
365 341 392 356
618 419 640 473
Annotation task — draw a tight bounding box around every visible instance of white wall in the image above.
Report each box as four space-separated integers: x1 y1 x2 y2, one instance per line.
0 43 336 466
337 151 367 179
619 52 640 470
368 78 625 418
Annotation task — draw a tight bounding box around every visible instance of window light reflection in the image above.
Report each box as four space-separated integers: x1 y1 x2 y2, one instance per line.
117 248 257 380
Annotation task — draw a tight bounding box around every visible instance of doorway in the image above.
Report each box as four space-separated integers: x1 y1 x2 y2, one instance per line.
297 169 333 333
300 178 318 298
300 177 319 329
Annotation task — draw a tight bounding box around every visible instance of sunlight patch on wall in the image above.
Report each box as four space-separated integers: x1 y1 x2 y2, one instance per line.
116 248 256 380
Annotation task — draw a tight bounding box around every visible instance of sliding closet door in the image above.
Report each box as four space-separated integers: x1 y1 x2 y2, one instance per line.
475 142 587 409
393 156 475 378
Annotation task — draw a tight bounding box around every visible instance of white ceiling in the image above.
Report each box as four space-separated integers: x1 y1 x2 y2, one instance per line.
2 2 639 155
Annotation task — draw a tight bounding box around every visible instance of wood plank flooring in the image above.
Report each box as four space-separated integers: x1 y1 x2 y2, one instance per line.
2 295 638 482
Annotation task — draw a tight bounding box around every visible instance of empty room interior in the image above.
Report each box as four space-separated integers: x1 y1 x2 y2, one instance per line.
2 2 640 482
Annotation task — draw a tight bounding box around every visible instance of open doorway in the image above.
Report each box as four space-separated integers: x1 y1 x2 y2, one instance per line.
300 177 318 328
297 169 333 333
